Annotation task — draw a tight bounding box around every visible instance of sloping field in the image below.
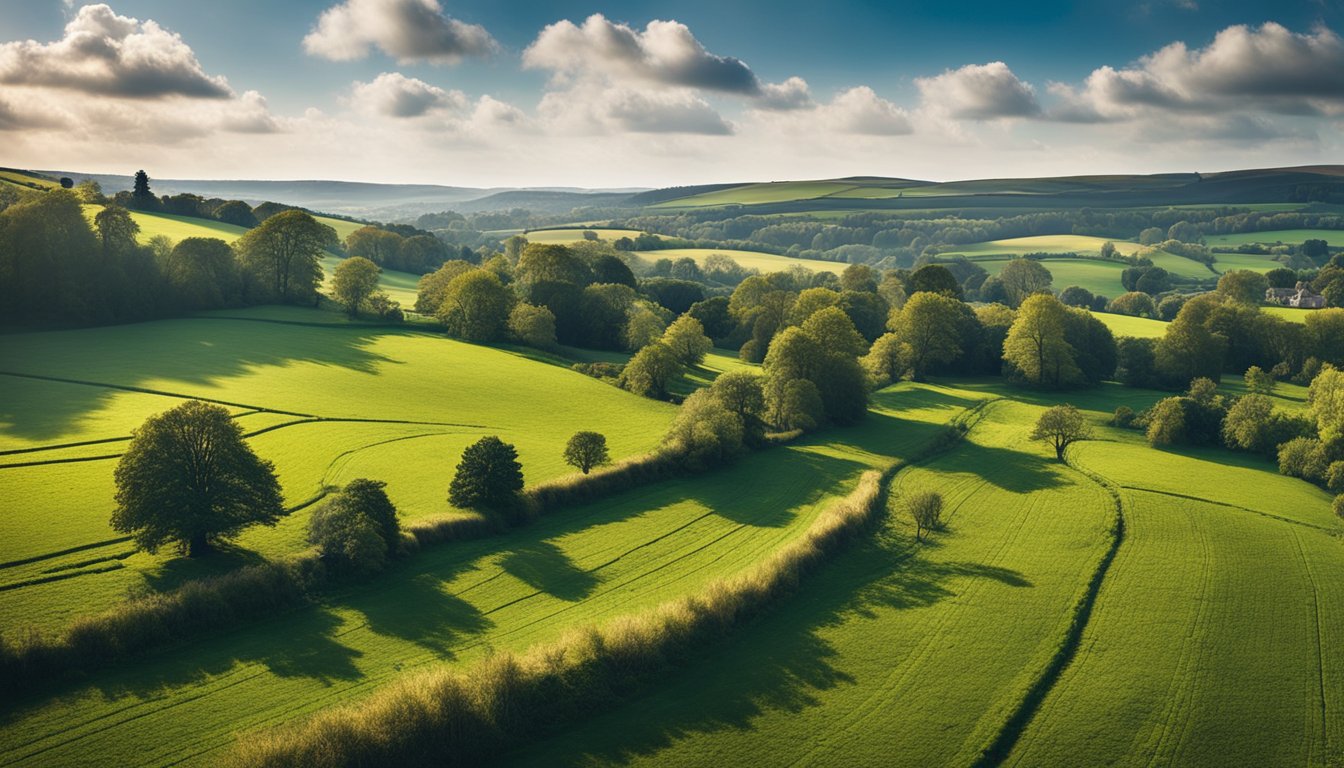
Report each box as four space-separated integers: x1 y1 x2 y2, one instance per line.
0 310 676 631
1006 437 1344 767
0 383 978 768
1210 250 1281 273
1264 306 1315 323
941 234 1145 258
318 254 422 308
1205 229 1343 247
650 181 864 209
502 397 1117 767
941 236 1212 296
636 247 846 275
524 228 644 243
978 256 1129 297
1093 312 1167 339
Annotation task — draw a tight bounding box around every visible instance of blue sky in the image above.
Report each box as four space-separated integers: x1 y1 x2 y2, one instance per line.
1 0 1341 186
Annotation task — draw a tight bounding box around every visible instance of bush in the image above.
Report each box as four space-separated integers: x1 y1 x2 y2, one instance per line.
661 390 745 470
1146 397 1187 446
1278 437 1328 482
1334 494 1344 519
1327 461 1344 494
1111 406 1136 428
308 502 387 577
508 303 557 349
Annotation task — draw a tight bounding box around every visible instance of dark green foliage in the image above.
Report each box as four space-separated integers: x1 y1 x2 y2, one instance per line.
113 401 283 557
308 498 388 577
236 210 337 304
163 237 242 310
448 437 525 513
640 278 706 314
688 296 735 342
214 200 258 228
905 264 962 298
563 432 610 474
1115 337 1159 388
1058 286 1094 307
662 390 745 469
1222 394 1312 455
591 254 636 287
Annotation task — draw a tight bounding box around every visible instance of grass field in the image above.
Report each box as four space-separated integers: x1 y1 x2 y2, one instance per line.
1209 250 1282 273
1264 306 1316 323
649 181 867 209
1204 229 1344 247
1093 312 1167 339
0 381 976 768
503 395 1119 767
501 381 1344 768
940 234 1145 259
635 247 847 275
524 228 645 243
0 170 61 190
0 309 677 633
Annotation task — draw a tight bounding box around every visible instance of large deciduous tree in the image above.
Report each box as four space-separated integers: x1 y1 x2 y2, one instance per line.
997 258 1053 308
1030 404 1092 461
235 210 337 303
438 269 514 341
887 291 969 381
448 436 525 512
1004 293 1080 388
112 401 283 557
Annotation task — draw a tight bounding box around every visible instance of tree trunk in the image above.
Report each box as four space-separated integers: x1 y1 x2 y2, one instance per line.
1055 442 1066 461
187 533 212 558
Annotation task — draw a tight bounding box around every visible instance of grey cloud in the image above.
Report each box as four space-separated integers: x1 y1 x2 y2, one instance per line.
523 14 761 95
756 77 815 110
0 4 231 99
304 0 496 65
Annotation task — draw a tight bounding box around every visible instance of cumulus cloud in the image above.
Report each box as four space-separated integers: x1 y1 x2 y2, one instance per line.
820 87 913 135
304 0 496 64
0 4 231 99
348 72 467 118
1051 23 1344 119
756 77 815 110
523 14 760 94
916 61 1040 119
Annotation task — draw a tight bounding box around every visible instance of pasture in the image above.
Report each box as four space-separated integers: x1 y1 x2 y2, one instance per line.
1093 312 1167 339
0 309 676 633
635 247 847 275
524 228 645 243
0 376 977 767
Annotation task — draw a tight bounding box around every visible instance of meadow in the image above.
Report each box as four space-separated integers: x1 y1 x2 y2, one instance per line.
1092 312 1167 339
633 247 846 275
1204 229 1343 247
501 381 1344 768
523 228 645 244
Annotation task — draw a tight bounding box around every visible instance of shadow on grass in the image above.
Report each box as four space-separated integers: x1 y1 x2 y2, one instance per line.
351 572 492 656
139 543 268 594
498 523 1031 767
500 540 602 602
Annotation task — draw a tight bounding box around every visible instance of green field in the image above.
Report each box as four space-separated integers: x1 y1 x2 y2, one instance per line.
1204 229 1344 247
0 170 61 190
1209 250 1282 273
1093 312 1167 339
524 228 645 243
0 309 677 633
940 234 1145 259
1264 305 1316 323
650 181 868 209
502 382 1344 768
636 247 847 275
0 358 977 766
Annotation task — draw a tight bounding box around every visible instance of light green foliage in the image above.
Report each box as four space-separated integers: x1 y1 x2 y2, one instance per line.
508 302 557 348
1308 365 1344 443
331 256 381 317
437 269 514 342
800 306 867 358
888 291 968 380
1243 365 1275 394
624 305 668 351
660 314 712 365
235 210 337 304
1217 269 1271 305
997 258 1053 307
1004 294 1080 388
1030 404 1092 460
1107 291 1158 318
621 342 681 398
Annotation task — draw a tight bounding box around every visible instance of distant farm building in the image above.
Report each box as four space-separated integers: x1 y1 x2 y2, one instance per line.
1265 282 1327 309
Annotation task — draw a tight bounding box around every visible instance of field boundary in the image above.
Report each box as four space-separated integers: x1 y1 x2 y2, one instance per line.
972 441 1127 767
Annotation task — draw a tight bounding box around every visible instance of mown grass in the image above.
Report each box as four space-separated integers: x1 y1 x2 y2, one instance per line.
0 383 973 768
1006 435 1343 767
523 228 644 244
500 396 1117 767
0 309 676 632
634 247 846 275
1092 312 1167 339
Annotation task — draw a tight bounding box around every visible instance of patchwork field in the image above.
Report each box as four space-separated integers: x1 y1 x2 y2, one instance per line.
1204 229 1343 247
0 310 676 632
0 362 979 767
634 247 847 275
523 228 645 243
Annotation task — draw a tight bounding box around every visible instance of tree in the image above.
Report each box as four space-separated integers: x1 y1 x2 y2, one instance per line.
1003 294 1080 388
663 389 745 468
1030 404 1092 460
1155 295 1226 388
236 210 337 303
997 258 1053 308
1222 394 1310 455
563 431 610 474
214 200 258 228
438 269 513 342
1265 267 1298 289
1099 241 1118 260
888 291 968 380
415 260 475 315
94 205 139 256
661 314 712 365
1218 270 1270 305
449 436 524 511
801 306 867 358
905 264 962 298
906 491 944 542
1058 286 1095 308
1107 291 1157 317
131 170 155 209
1146 397 1187 446
345 226 404 267
75 178 103 204
112 401 283 557
625 305 668 351
308 479 400 575
164 237 241 310
710 370 766 437
332 257 381 317
1244 365 1275 394
621 342 680 398
688 296 734 341
508 302 557 348
1309 365 1344 444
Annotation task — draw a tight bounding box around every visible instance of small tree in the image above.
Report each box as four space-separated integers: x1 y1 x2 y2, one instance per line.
449 436 524 512
1244 365 1275 395
907 490 944 542
113 401 283 557
308 480 399 576
508 302 557 348
661 314 712 365
1030 404 1092 461
332 256 382 317
563 431 610 474
621 342 680 398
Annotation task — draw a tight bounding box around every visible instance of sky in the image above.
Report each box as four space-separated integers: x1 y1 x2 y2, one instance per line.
0 0 1341 188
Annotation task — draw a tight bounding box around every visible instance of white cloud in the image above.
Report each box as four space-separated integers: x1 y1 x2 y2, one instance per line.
304 0 496 65
1051 22 1344 120
820 86 913 135
539 87 731 135
0 4 231 99
756 77 815 111
348 72 467 118
523 14 760 94
916 61 1040 119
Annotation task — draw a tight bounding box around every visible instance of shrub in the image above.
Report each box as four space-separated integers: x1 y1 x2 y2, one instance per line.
1146 397 1187 446
1111 406 1136 428
1278 437 1328 482
308 502 387 577
661 390 745 470
1327 461 1344 494
508 303 557 349
1334 494 1344 519
906 491 943 541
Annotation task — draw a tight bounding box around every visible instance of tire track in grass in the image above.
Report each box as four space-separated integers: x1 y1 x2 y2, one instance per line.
1293 527 1331 764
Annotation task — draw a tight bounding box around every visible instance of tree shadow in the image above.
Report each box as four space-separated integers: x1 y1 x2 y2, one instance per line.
350 572 492 656
139 542 267 593
498 528 1031 767
499 540 601 602
0 312 407 443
